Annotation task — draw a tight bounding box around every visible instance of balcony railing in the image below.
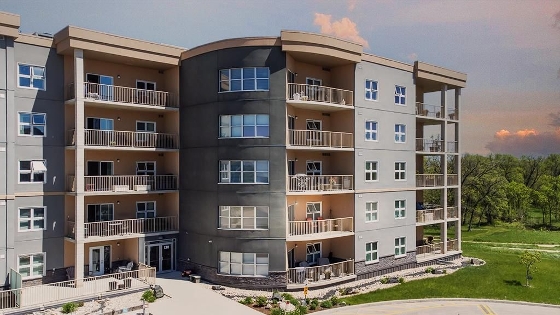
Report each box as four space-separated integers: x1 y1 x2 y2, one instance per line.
66 82 178 108
447 238 459 251
447 206 459 219
67 216 178 240
416 208 444 223
287 259 354 287
416 174 444 187
66 129 178 149
448 174 459 185
288 217 353 237
288 175 353 192
415 138 444 152
288 130 353 149
67 175 178 192
448 108 458 120
416 102 444 118
447 141 458 153
416 238 460 259
287 83 353 107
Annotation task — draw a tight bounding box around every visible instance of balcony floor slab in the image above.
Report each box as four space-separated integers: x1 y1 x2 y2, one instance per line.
66 99 179 112
287 231 354 242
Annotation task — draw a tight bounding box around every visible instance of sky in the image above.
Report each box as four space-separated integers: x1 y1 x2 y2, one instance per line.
1 0 559 156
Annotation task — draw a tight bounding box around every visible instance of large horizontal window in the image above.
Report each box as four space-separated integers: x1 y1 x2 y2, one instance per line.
219 67 269 92
219 160 269 184
219 206 269 229
219 252 269 276
19 160 47 183
18 207 46 231
220 115 269 138
18 64 46 90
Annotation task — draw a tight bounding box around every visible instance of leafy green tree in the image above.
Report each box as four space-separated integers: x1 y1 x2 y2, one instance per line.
536 175 560 226
519 251 541 287
494 154 523 183
504 181 531 222
520 156 544 189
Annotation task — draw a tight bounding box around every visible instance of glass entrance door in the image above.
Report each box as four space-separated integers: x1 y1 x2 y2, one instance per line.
148 245 160 272
146 242 173 273
161 244 172 271
89 245 110 276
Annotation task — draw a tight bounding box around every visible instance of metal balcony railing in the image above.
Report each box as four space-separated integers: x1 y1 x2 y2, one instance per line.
416 174 444 187
66 129 178 149
288 130 353 149
287 83 353 107
415 138 444 152
67 216 178 239
67 175 178 192
416 102 444 118
288 175 353 192
287 259 354 286
416 208 444 223
288 217 353 237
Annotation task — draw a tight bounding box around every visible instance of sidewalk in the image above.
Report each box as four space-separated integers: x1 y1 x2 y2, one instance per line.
147 272 261 315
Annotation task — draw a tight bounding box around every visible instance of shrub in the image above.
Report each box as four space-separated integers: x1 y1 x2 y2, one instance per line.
240 296 254 305
380 277 389 284
311 298 319 307
443 269 447 274
76 301 84 307
399 277 406 284
61 302 77 314
330 295 339 306
320 300 333 309
297 305 308 314
141 290 156 303
256 296 267 307
309 303 317 310
425 267 435 274
271 308 283 315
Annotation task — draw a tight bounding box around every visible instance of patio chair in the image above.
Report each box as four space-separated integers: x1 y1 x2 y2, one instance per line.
118 261 134 273
317 258 330 266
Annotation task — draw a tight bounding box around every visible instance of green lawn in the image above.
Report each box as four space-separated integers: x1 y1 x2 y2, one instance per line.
343 242 560 306
461 225 560 245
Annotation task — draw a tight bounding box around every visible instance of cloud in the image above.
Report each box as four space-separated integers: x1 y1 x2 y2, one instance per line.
550 112 560 127
486 128 560 156
313 13 369 48
347 0 357 11
554 10 560 29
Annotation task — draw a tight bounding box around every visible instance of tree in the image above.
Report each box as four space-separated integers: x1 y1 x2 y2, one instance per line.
504 181 531 222
519 251 541 287
520 156 544 189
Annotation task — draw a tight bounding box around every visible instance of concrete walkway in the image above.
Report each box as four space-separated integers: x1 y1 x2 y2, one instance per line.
147 272 261 315
317 299 560 315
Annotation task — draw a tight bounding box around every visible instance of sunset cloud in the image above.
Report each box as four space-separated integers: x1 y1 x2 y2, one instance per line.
313 13 369 48
486 128 560 156
550 112 560 127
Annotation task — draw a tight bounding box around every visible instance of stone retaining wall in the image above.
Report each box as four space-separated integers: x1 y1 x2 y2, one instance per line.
355 252 417 280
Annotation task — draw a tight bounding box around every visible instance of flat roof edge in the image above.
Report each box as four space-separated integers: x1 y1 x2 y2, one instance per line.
181 37 281 60
362 53 413 72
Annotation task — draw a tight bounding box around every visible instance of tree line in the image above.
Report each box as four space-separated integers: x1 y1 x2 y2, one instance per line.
461 154 560 231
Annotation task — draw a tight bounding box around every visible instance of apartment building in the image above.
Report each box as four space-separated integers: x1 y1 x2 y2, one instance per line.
0 11 465 294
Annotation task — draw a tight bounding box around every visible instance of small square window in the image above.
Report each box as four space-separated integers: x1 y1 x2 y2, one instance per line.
18 64 46 90
395 162 406 180
365 80 378 101
394 200 406 219
365 241 378 263
365 202 378 222
395 124 406 143
395 85 406 105
395 237 406 257
365 120 378 141
365 161 378 182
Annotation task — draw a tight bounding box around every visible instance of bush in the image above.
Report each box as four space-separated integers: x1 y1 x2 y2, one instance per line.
297 305 308 314
399 277 406 284
380 277 389 284
141 290 156 303
61 302 78 314
311 298 319 307
256 296 268 307
330 295 339 306
320 300 333 309
309 303 317 310
443 269 447 274
271 308 283 315
425 267 435 274
240 296 254 305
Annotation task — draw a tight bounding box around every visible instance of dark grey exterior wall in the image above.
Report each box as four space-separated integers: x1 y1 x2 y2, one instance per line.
179 46 287 287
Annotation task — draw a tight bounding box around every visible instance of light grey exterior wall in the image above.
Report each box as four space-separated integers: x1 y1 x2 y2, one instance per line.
353 61 417 271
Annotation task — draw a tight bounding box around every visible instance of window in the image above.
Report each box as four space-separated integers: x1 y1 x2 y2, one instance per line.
365 80 378 101
136 162 156 176
306 243 321 264
18 207 46 231
219 206 269 229
219 67 269 92
18 64 45 90
365 241 378 263
365 121 378 141
365 202 378 222
395 124 406 143
394 200 406 219
305 161 322 176
87 204 114 222
395 85 406 105
395 162 406 180
365 161 378 182
219 115 269 138
18 160 47 183
395 237 406 257
136 121 156 132
86 117 114 130
306 202 322 220
18 253 45 279
18 112 46 136
136 201 156 219
219 160 269 184
218 252 269 276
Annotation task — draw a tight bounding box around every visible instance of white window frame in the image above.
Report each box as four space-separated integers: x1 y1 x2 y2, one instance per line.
306 202 322 220
395 85 406 105
218 252 269 276
18 112 47 137
395 124 406 143
365 79 378 101
17 252 46 280
365 161 378 182
394 200 406 219
136 79 156 91
395 237 406 257
219 206 269 230
365 120 378 141
136 201 156 219
306 242 322 264
305 161 322 176
219 114 270 138
365 241 379 264
17 63 46 90
219 67 270 92
18 207 47 232
18 160 47 184
219 160 269 184
395 162 406 181
365 201 378 222
136 161 156 176
86 117 114 130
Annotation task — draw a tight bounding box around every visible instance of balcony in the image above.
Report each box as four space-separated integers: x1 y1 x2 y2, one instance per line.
66 129 178 150
287 83 353 111
287 217 353 241
288 175 353 194
66 82 178 109
67 175 178 194
288 130 353 151
447 141 458 153
415 138 444 153
416 103 459 121
66 216 178 242
447 206 459 219
416 208 444 225
287 259 355 289
416 174 459 188
416 238 460 262
447 174 459 186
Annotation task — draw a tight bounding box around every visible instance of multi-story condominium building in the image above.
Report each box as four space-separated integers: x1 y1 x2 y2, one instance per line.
0 10 465 299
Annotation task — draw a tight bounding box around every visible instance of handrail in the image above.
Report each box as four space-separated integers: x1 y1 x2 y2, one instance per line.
289 130 353 149
287 259 354 285
67 217 178 239
288 217 353 236
287 83 353 107
66 129 178 149
288 175 353 192
66 175 178 192
415 138 444 152
416 102 443 118
416 208 444 223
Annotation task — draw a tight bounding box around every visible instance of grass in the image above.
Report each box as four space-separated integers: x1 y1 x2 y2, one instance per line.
461 224 560 245
343 242 560 306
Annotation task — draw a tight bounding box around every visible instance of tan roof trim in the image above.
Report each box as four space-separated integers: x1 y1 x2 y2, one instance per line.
15 33 55 48
281 30 363 63
181 37 281 60
415 61 467 87
54 26 184 66
0 11 21 38
362 53 413 72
